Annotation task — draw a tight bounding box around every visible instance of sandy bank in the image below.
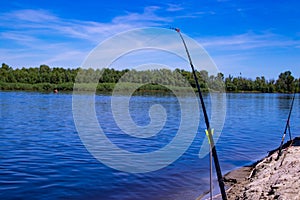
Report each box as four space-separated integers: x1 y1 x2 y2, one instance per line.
224 137 300 200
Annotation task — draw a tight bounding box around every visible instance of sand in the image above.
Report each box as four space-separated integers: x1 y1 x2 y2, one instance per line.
223 137 300 200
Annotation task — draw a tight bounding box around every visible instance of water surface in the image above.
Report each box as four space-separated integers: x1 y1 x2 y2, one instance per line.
0 91 299 199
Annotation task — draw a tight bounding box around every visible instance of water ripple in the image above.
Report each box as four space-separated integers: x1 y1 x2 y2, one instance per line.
0 92 299 199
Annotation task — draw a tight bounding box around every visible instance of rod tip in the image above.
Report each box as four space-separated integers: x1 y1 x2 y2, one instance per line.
169 27 180 32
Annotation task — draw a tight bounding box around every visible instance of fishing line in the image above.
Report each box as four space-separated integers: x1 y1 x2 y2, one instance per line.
276 80 298 160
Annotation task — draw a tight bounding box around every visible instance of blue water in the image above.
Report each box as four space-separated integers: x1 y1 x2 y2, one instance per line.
0 91 299 199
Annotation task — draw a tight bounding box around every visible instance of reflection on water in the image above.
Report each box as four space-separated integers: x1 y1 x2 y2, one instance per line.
0 92 299 199
277 94 295 110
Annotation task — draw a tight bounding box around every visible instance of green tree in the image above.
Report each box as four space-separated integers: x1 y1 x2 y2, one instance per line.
276 71 294 93
39 64 51 83
225 75 237 91
254 76 268 92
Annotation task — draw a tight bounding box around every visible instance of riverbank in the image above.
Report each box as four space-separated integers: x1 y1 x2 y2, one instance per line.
1 82 299 94
0 82 199 93
223 137 300 199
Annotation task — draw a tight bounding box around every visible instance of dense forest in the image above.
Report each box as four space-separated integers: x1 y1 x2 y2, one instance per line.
0 63 299 93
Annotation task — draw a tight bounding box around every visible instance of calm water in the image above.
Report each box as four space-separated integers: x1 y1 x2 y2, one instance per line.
0 91 299 199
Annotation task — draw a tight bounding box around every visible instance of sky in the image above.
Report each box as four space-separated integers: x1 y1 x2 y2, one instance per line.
0 0 300 79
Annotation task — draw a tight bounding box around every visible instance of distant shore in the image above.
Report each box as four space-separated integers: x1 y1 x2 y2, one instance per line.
1 82 299 94
0 82 196 93
1 64 299 93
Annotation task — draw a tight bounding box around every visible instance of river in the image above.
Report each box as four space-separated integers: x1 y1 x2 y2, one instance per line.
0 91 299 199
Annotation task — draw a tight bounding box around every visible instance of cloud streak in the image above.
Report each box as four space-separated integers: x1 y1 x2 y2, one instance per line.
0 7 174 67
199 32 300 51
166 3 184 12
198 32 300 79
0 6 172 44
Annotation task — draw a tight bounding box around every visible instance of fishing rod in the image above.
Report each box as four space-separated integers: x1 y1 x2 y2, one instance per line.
171 27 227 200
276 86 297 160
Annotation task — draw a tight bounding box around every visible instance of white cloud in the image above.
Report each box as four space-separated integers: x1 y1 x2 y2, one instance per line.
3 9 58 22
199 32 300 51
196 32 300 79
0 6 173 43
112 6 172 25
42 50 88 67
0 10 133 43
1 32 38 45
0 7 174 67
166 4 184 12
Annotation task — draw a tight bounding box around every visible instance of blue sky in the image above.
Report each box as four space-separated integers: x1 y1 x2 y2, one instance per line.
0 0 300 79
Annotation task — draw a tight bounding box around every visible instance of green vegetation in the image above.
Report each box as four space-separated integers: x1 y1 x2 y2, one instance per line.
0 63 299 93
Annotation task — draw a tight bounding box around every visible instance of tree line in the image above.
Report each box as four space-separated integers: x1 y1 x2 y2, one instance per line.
0 63 299 93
